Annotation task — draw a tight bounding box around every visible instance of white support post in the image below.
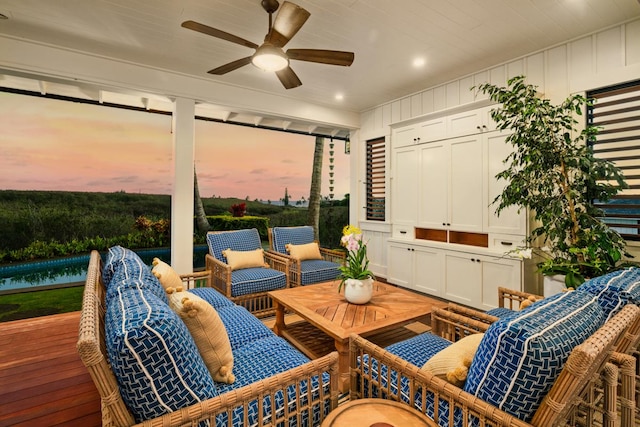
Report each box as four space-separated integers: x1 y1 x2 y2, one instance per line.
171 97 195 278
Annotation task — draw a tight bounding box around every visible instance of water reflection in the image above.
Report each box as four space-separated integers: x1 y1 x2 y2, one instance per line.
0 246 209 293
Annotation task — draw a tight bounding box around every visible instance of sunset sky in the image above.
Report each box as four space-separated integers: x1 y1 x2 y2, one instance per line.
0 92 350 202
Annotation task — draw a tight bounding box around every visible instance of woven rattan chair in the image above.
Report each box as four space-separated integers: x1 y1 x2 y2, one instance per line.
77 250 339 427
205 228 289 318
267 226 345 287
349 303 640 427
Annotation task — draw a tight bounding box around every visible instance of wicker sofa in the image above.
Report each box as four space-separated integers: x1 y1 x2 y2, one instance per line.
77 247 339 427
349 269 640 427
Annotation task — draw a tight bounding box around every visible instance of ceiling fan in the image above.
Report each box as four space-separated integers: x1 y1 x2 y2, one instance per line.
181 0 354 89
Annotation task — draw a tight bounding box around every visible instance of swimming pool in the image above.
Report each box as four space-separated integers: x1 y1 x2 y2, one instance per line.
0 246 209 295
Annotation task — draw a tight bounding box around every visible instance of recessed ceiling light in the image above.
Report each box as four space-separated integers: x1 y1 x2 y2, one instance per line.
413 57 426 68
335 93 344 101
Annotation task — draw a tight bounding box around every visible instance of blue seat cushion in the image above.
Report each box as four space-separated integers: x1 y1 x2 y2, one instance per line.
216 305 274 351
215 336 330 427
105 285 218 423
206 229 263 262
300 259 341 285
271 226 315 254
230 267 287 296
188 287 235 310
464 290 605 422
576 267 640 320
103 246 167 304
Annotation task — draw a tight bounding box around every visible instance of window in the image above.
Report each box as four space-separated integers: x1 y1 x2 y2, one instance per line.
366 137 386 221
587 80 640 241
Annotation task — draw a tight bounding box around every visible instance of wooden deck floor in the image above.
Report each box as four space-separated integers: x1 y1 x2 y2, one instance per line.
0 311 101 427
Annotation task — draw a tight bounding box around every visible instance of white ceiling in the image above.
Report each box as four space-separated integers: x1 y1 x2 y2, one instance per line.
1 0 639 116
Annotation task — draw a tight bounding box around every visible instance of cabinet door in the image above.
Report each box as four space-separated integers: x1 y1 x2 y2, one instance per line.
443 251 482 306
413 247 444 296
418 117 447 143
481 255 522 310
387 243 413 288
392 123 420 148
485 132 527 236
449 136 484 232
392 146 418 227
418 142 448 229
447 109 483 137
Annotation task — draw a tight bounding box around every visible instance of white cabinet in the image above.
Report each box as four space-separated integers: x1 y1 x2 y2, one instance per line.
391 145 419 234
447 105 497 138
387 241 522 310
387 242 443 297
485 132 527 236
392 117 446 148
418 135 484 232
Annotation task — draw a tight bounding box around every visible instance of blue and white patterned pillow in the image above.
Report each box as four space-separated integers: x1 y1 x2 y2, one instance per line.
105 285 218 423
103 246 167 304
464 290 605 422
576 267 640 321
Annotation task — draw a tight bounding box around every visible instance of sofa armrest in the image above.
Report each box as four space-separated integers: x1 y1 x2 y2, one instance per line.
498 287 543 309
137 351 340 427
431 303 497 342
348 334 530 427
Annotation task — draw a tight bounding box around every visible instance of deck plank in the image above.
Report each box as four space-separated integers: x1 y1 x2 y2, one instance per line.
0 311 101 427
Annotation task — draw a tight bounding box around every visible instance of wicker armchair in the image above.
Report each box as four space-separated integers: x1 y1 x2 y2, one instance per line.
267 226 345 287
205 228 289 318
349 303 640 427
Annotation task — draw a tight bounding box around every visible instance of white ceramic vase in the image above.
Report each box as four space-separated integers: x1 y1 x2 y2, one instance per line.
543 274 566 297
343 277 374 304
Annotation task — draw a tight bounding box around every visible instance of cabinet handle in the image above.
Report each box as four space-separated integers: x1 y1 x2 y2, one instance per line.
470 258 476 262
500 241 513 246
446 223 451 226
400 230 407 234
442 222 446 226
482 125 487 129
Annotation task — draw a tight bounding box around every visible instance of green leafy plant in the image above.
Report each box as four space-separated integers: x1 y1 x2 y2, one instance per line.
337 225 375 292
476 76 630 287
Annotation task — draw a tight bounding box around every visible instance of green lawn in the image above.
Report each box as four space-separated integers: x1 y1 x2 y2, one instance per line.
0 286 83 322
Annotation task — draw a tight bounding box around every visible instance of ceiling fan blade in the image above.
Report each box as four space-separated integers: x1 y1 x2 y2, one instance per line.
286 49 355 66
208 57 253 75
266 1 310 48
182 20 259 50
276 66 302 89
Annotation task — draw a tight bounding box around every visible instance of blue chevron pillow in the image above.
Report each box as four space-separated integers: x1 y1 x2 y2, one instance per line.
464 291 605 422
576 267 640 321
106 285 218 423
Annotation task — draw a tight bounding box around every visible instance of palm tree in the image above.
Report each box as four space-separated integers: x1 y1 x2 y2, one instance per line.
194 166 210 233
307 136 324 239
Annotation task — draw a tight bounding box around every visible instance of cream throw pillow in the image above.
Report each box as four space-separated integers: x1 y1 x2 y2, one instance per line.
286 242 322 261
151 257 183 290
420 333 484 387
221 248 267 270
166 286 235 384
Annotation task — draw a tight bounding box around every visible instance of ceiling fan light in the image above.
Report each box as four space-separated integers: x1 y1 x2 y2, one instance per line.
252 44 289 71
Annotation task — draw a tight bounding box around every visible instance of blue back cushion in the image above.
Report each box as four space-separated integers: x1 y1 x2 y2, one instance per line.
206 229 262 262
464 291 605 422
576 267 640 321
106 285 218 422
271 226 315 254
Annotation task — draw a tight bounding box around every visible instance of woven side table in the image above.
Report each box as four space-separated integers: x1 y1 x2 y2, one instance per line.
321 398 436 427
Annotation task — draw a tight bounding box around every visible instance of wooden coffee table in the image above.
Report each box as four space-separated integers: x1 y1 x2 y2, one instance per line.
268 280 446 392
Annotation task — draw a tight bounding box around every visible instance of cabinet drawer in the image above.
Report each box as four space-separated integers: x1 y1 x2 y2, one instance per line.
489 234 525 252
393 225 413 238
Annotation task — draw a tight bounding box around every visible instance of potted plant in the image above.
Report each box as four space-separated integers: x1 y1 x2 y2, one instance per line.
337 225 375 304
475 76 630 290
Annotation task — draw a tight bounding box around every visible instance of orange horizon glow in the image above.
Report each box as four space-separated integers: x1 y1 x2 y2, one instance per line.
0 92 350 202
